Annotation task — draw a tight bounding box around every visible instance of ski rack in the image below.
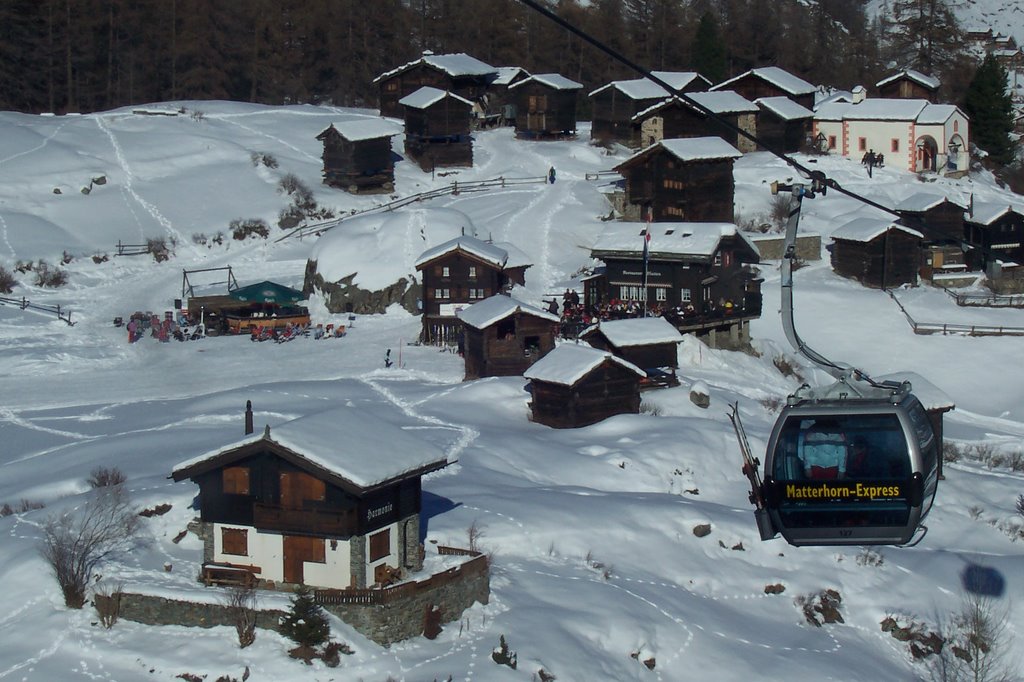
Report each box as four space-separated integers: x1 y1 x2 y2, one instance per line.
727 402 775 541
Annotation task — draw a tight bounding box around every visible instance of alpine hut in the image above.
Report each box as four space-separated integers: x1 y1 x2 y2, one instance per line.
316 119 403 194
510 73 583 138
400 86 474 171
580 316 684 389
830 217 924 288
457 294 559 380
374 51 497 119
590 71 711 147
711 66 816 111
632 90 758 151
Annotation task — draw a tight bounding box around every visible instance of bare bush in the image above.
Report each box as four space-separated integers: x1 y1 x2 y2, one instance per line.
225 585 258 648
230 218 270 241
33 261 68 287
759 395 785 413
1016 494 1024 518
2 499 46 516
467 520 485 553
0 266 16 293
147 238 171 262
39 485 139 608
856 547 885 567
61 250 74 265
926 592 1016 682
87 466 127 488
91 253 109 264
249 152 278 168
93 582 123 628
639 401 662 416
773 354 804 382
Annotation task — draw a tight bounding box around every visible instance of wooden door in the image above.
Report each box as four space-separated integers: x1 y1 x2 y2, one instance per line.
283 535 325 584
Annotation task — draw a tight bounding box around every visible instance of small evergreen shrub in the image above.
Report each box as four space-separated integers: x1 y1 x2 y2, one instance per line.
280 585 330 649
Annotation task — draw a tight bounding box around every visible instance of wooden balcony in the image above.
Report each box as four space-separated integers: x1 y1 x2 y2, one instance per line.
252 502 355 536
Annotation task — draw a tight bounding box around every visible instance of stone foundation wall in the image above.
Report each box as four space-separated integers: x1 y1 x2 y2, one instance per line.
104 592 288 633
750 233 822 261
322 555 490 646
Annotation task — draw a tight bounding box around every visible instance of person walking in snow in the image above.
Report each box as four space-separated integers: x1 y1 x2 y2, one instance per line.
548 166 556 184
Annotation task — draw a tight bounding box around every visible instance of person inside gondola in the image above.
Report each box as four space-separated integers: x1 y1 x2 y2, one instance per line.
800 421 848 480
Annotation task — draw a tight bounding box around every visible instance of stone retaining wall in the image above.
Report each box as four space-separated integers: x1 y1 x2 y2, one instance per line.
750 233 822 261
102 592 288 633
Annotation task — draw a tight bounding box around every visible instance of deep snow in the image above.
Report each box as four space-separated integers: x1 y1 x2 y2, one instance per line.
0 103 1022 681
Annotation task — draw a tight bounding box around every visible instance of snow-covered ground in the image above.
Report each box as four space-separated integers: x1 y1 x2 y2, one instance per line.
1 103 1023 681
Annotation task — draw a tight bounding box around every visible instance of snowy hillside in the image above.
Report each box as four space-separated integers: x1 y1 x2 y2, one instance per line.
867 0 1024 44
1 103 1023 682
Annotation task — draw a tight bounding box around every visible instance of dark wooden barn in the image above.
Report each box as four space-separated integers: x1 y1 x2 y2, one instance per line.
487 66 531 126
580 316 683 389
963 201 1024 270
752 96 813 153
896 193 967 243
711 66 816 112
612 136 741 222
171 404 451 590
631 90 757 151
415 235 533 344
316 119 402 194
587 221 762 348
590 71 710 147
509 73 583 138
400 86 474 171
830 218 924 288
374 51 497 119
523 344 645 428
457 294 559 380
876 70 940 103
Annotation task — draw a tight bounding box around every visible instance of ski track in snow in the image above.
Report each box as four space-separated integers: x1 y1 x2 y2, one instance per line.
207 114 321 164
93 114 188 250
0 120 71 166
0 212 14 259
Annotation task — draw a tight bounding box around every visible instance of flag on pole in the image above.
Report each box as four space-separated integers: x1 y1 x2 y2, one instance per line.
642 227 651 317
968 192 974 218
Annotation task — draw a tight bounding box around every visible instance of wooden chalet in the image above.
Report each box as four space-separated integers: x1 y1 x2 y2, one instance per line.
631 90 758 151
374 51 497 119
487 66 531 126
580 317 683 389
830 217 924 288
171 404 452 590
400 87 474 171
588 221 762 348
896 193 972 279
876 70 940 103
316 119 403 194
509 73 583 138
457 294 559 380
753 96 813 153
964 201 1024 270
590 71 711 147
523 344 645 428
612 136 741 223
415 235 533 344
186 280 309 335
711 66 816 111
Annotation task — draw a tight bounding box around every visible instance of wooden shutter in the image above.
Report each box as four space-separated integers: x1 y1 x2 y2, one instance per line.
369 529 390 562
222 528 248 556
280 471 326 507
223 467 250 495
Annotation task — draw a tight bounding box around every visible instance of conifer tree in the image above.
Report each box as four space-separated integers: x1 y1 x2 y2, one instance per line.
691 12 726 84
280 585 331 648
962 54 1015 166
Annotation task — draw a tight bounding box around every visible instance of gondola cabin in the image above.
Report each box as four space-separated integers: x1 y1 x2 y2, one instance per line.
580 317 683 389
762 382 939 546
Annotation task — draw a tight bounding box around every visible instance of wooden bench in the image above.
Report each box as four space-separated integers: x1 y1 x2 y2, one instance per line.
201 563 259 588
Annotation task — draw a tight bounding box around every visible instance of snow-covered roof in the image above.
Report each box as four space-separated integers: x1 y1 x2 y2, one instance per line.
592 221 758 260
583 317 684 348
510 73 583 91
374 52 497 83
632 91 757 120
916 103 960 125
831 217 924 242
876 69 941 90
815 89 853 109
966 201 1024 226
320 119 403 142
524 343 645 386
617 137 742 170
494 241 533 269
414 234 510 269
713 66 816 96
457 294 559 329
399 86 473 110
309 206 477 291
589 72 709 100
492 66 529 86
173 405 451 490
754 96 813 121
896 193 966 213
814 100 852 121
876 371 955 412
838 98 929 121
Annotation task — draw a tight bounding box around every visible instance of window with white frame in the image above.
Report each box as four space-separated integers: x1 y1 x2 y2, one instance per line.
441 266 450 277
435 288 450 300
714 251 722 266
681 288 692 302
655 288 667 302
468 266 477 278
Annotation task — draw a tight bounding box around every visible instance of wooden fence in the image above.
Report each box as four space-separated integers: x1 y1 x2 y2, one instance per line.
887 290 1024 336
115 240 152 256
940 286 1024 309
314 548 486 606
0 295 74 325
277 175 549 242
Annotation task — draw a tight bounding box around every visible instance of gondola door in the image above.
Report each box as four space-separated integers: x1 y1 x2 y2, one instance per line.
283 535 325 584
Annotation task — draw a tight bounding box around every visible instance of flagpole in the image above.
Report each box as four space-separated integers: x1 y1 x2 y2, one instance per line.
642 213 651 318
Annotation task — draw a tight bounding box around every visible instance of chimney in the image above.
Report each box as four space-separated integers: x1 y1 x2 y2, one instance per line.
852 85 866 104
244 400 253 435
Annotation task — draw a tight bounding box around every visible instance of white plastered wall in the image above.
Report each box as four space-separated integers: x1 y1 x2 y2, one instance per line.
303 537 352 589
213 522 284 582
